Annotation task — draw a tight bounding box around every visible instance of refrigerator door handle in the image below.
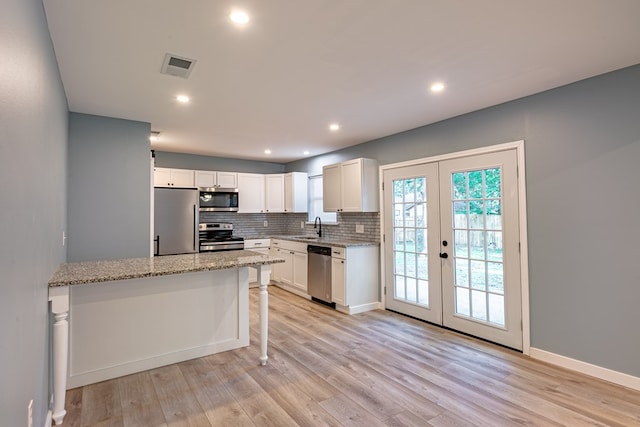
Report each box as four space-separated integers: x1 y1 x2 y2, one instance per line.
193 204 198 251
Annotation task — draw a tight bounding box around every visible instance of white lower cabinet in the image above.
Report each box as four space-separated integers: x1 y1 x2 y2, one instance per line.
270 239 379 314
271 239 308 297
269 246 283 283
292 250 308 291
244 239 270 285
331 256 346 306
279 249 294 286
331 245 379 314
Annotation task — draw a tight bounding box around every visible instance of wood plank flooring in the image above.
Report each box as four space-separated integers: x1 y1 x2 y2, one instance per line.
64 286 640 426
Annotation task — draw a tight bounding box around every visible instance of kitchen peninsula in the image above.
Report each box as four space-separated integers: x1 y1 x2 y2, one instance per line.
48 250 283 426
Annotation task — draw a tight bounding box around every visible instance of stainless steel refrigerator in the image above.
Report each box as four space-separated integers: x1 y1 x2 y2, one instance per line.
154 187 199 255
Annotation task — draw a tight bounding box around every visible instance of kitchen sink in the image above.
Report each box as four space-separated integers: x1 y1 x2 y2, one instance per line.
292 235 319 240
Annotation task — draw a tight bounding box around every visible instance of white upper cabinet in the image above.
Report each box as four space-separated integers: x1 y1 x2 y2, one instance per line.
156 168 306 213
322 163 342 212
284 172 308 213
322 158 379 212
195 171 238 188
216 171 238 188
262 172 308 213
195 170 215 188
154 167 195 188
237 173 265 213
265 174 285 213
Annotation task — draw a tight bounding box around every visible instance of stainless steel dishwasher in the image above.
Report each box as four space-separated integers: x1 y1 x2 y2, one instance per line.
307 245 334 306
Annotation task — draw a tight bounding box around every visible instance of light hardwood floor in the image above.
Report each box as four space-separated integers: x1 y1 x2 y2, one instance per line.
64 286 640 426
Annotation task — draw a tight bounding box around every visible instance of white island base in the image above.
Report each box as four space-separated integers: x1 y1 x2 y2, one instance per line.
48 254 274 426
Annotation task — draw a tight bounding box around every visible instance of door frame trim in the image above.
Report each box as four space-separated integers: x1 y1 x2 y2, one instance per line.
379 140 530 355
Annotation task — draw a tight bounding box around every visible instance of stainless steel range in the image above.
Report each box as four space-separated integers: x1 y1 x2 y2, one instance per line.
198 222 244 252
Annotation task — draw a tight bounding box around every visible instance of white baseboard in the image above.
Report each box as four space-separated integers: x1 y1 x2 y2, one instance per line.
336 301 382 315
67 338 248 389
530 347 640 391
44 410 52 427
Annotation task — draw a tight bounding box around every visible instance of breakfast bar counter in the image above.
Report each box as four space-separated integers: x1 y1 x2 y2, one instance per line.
48 250 283 425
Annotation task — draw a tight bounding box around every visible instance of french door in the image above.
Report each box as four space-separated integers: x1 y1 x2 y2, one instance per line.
384 163 442 324
383 149 522 350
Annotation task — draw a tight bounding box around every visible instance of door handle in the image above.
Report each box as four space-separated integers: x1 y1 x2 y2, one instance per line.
193 204 198 251
439 252 448 259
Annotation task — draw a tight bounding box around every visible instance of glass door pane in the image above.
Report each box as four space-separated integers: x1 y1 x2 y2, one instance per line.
451 168 505 326
383 163 441 324
439 150 522 350
392 177 428 305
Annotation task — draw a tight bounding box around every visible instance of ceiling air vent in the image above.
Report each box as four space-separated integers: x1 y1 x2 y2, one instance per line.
160 53 197 79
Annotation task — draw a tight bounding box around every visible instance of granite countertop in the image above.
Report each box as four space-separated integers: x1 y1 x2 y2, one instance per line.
48 250 284 287
241 234 378 247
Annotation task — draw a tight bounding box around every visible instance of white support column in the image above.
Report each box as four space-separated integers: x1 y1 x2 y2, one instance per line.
257 265 272 365
49 286 69 425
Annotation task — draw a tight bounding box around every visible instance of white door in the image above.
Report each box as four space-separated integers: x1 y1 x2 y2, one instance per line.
439 150 521 349
383 163 442 324
383 149 522 350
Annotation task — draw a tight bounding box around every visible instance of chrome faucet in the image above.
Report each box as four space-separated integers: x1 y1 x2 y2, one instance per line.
314 216 322 238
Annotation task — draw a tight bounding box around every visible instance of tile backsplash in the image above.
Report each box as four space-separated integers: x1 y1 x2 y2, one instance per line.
199 211 380 242
285 212 380 242
199 212 286 236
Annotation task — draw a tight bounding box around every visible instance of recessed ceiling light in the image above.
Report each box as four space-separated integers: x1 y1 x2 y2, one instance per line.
264 149 272 154
230 10 250 25
430 82 445 93
149 131 160 142
329 123 340 131
303 150 310 155
176 95 190 103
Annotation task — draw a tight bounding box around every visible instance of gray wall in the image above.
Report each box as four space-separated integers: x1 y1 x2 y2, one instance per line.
154 151 285 174
0 0 68 425
287 64 640 377
68 113 151 261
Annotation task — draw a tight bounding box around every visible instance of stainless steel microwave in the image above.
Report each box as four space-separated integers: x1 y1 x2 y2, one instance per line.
199 188 239 212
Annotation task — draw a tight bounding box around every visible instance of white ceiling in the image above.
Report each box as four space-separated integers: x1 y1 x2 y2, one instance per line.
43 0 640 163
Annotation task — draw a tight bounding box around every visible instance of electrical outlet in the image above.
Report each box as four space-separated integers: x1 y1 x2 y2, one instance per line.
356 224 364 233
28 399 33 427
300 221 304 229
263 220 268 227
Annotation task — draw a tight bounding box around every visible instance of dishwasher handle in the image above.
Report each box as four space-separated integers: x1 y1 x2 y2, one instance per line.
307 245 331 256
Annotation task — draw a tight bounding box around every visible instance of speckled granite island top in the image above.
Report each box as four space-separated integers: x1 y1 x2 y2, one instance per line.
48 250 285 287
